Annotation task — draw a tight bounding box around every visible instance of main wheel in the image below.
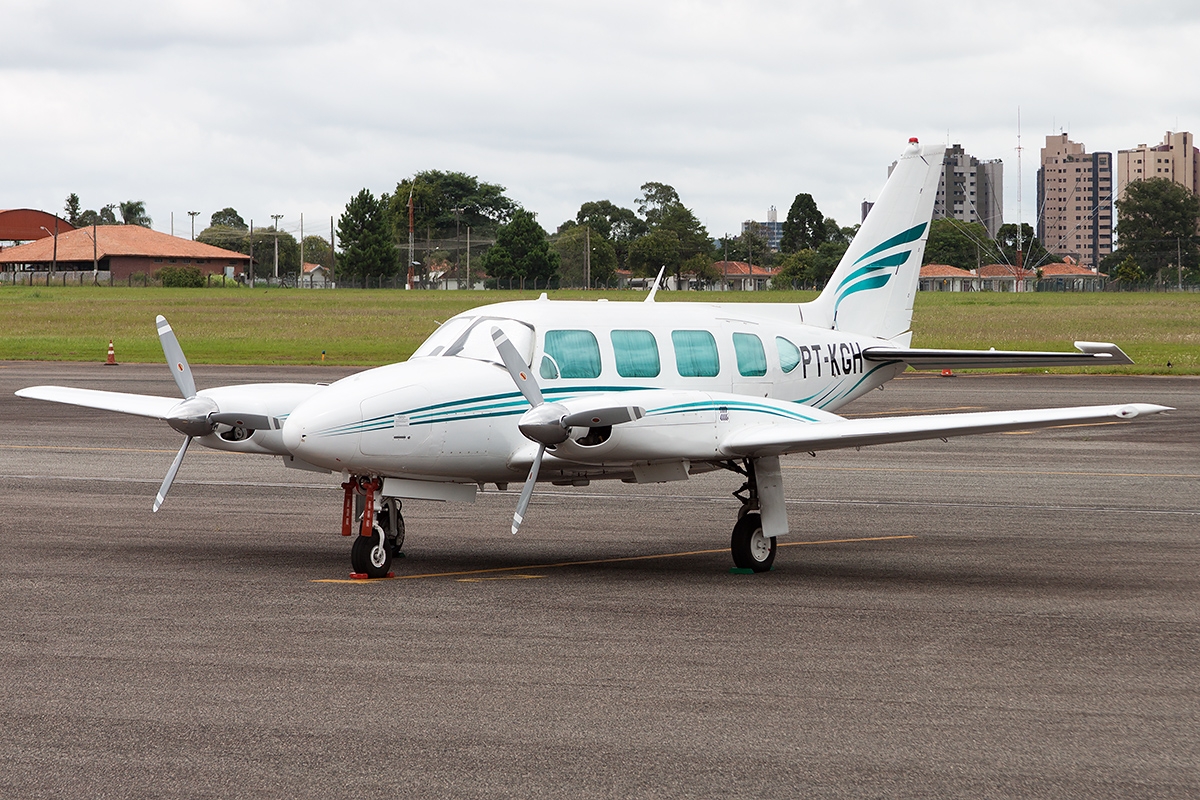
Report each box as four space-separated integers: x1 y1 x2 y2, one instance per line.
350 530 392 578
730 512 776 572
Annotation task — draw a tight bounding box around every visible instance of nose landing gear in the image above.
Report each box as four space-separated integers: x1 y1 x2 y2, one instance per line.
343 477 405 579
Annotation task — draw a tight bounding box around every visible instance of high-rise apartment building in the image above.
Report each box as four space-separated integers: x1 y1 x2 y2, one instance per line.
1116 131 1199 200
1036 134 1113 269
742 206 783 251
933 144 1004 238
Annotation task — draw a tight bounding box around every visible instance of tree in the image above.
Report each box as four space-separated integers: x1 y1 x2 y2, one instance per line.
63 194 82 227
717 229 773 267
995 223 1060 268
119 200 152 228
634 182 682 226
1112 255 1147 284
210 208 247 229
627 228 680 278
574 200 647 270
780 193 825 253
338 189 396 282
386 171 516 284
99 205 117 225
302 235 333 269
551 224 617 287
1115 178 1200 282
923 218 999 268
483 209 558 286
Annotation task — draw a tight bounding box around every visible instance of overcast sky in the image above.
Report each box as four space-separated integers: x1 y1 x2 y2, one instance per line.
4 0 1199 244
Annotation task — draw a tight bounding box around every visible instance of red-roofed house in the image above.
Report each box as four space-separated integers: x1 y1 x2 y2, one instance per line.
0 225 250 281
919 264 979 292
709 261 780 291
302 262 331 287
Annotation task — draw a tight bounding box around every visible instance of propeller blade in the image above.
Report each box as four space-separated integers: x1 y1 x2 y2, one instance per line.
156 315 196 398
491 327 543 408
154 436 191 512
562 405 646 428
511 444 545 535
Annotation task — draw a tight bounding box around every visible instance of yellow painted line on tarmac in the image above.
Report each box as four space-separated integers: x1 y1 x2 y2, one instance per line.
310 534 915 584
456 574 546 583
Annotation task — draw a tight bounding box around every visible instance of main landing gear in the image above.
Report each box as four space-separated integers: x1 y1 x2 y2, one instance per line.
342 477 405 579
727 459 778 573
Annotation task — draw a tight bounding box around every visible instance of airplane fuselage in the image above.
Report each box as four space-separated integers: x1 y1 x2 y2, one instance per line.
265 297 906 485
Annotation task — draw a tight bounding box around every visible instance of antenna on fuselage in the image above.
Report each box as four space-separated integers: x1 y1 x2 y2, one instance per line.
644 265 667 303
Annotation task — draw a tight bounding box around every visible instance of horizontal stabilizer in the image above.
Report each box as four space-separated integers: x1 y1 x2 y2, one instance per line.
863 341 1133 369
15 386 180 419
721 403 1172 458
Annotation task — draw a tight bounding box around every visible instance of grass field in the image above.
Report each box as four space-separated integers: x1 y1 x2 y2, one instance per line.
2 285 1197 373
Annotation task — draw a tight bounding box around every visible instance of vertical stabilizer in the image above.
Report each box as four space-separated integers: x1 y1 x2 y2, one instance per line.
803 139 944 343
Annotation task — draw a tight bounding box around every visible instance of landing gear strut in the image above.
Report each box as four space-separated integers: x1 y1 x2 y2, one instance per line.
727 459 777 572
342 477 405 578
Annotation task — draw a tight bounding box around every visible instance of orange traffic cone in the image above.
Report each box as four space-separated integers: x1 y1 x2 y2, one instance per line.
941 368 954 377
105 339 118 366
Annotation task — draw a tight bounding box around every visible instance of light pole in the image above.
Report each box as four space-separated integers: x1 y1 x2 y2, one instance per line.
188 211 199 240
271 214 283 279
76 224 100 283
39 222 58 276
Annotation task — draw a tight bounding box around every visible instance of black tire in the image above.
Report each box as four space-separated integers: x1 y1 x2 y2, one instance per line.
730 512 776 572
350 530 392 578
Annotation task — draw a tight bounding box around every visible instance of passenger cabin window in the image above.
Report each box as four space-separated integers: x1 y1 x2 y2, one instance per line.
541 330 602 379
776 336 801 374
733 333 767 377
611 330 660 378
672 330 719 377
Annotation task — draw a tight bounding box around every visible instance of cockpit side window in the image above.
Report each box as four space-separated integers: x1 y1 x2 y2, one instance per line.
776 336 801 374
543 330 602 379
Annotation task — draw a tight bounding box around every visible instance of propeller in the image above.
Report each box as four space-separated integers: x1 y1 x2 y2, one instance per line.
154 315 206 512
490 327 644 534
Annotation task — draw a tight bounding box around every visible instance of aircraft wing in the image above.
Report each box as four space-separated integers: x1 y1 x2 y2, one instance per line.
862 341 1133 369
720 403 1172 458
15 386 179 419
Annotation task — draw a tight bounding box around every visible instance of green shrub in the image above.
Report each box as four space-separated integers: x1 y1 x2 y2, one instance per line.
158 265 205 288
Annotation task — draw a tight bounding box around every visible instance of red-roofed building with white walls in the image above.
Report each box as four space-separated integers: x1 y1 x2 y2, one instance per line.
0 224 250 281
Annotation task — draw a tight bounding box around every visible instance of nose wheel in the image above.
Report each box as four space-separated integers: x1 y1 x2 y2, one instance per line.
344 477 405 579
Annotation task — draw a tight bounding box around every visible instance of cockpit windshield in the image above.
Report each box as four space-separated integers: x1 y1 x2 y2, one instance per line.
411 316 536 366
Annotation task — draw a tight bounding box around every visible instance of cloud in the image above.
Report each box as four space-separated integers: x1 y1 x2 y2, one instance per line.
3 0 1200 240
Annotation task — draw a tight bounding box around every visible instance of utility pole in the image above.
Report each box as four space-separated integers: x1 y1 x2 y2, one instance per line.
188 211 199 240
330 216 336 287
585 224 591 289
40 222 58 276
299 213 305 285
407 188 415 291
249 220 254 285
271 214 283 279
453 206 463 289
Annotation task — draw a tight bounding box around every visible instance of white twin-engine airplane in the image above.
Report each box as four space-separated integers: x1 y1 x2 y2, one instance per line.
17 139 1171 576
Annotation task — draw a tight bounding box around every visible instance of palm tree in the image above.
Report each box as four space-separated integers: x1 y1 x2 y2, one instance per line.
119 200 152 228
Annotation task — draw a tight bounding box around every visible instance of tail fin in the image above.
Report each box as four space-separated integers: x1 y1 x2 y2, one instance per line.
803 139 944 344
